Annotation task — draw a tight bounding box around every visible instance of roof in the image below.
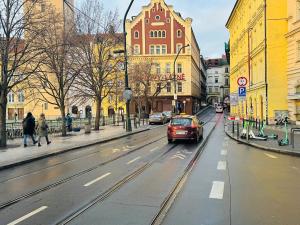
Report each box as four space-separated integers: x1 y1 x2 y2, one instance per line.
225 0 239 28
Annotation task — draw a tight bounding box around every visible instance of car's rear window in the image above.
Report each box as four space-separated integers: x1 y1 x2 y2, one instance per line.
171 118 192 126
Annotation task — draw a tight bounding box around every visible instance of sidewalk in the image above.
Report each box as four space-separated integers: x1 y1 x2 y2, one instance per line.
0 124 151 170
225 121 300 156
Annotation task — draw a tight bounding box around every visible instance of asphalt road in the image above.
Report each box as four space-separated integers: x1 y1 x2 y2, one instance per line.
0 108 216 225
161 116 300 225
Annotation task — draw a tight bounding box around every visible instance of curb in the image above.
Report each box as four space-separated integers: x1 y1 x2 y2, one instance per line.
225 129 300 157
0 128 151 171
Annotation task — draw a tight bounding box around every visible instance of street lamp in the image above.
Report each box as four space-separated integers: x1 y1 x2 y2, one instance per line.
220 85 224 104
173 44 190 114
122 0 135 132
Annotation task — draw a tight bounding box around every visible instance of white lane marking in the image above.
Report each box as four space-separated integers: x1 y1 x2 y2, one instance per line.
112 149 120 153
171 155 185 160
209 181 225 200
84 173 111 187
150 147 159 152
123 146 130 152
217 161 227 170
126 156 141 165
126 145 136 149
264 153 278 159
7 206 48 225
221 150 227 156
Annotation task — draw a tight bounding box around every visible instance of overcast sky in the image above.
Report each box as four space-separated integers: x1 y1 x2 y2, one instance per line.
77 0 236 58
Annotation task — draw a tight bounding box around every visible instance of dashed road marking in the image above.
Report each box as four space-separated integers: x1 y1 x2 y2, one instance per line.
7 206 48 225
209 181 225 200
217 161 227 170
126 156 141 165
84 173 111 187
122 146 130 152
112 149 120 153
264 153 278 159
221 150 227 156
150 147 159 152
171 153 186 160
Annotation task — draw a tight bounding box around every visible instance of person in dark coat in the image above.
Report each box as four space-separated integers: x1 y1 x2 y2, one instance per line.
23 112 37 147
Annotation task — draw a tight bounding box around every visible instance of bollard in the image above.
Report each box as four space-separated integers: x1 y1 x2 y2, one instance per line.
232 121 235 134
237 122 240 139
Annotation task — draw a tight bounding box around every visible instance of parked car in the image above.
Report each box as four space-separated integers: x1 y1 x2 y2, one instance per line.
163 111 172 122
167 115 204 143
215 104 223 113
149 113 167 125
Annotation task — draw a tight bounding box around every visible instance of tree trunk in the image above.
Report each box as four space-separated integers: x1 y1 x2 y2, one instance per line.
0 92 7 147
60 106 67 136
94 98 101 131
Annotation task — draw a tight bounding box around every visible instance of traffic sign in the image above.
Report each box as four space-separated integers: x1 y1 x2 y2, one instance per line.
237 77 248 87
238 87 247 97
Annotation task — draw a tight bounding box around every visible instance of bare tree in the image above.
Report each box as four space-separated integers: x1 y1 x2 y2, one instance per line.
0 0 45 147
72 0 123 130
129 60 168 116
28 3 79 136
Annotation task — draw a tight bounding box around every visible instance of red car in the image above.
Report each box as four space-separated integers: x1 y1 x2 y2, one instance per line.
167 115 204 143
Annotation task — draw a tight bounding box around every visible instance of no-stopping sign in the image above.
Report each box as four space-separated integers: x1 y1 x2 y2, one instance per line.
237 77 248 87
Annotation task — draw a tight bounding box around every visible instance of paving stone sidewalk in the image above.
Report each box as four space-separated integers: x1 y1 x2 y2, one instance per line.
0 124 151 170
225 121 300 156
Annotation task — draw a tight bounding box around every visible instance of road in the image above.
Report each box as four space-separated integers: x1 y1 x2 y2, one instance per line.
0 108 299 225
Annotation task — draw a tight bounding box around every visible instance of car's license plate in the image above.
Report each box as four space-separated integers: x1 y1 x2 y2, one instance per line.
176 130 186 135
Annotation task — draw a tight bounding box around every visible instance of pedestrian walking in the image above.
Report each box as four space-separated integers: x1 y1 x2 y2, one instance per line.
66 113 73 132
37 113 51 147
22 112 37 147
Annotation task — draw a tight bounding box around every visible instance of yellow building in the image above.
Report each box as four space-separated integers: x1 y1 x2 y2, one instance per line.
286 0 300 124
226 0 288 123
126 0 202 115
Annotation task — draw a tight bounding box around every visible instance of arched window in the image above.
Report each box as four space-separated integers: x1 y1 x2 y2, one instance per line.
158 31 162 37
162 31 166 38
134 31 139 39
154 31 158 37
150 31 154 37
177 29 182 38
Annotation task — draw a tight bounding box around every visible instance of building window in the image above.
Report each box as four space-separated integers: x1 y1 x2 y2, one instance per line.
158 31 162 38
166 82 171 93
8 92 14 103
162 31 166 38
177 29 182 38
209 87 212 93
225 78 229 86
40 3 46 12
155 15 160 21
134 31 139 39
162 45 167 54
44 102 48 110
145 18 149 24
214 87 219 93
156 45 161 54
177 82 183 92
166 18 171 23
134 45 140 55
215 71 218 74
215 78 218 83
154 31 158 37
177 63 182 73
150 45 155 54
18 91 25 103
150 31 154 38
156 83 161 92
166 63 171 73
176 44 183 53
156 64 161 74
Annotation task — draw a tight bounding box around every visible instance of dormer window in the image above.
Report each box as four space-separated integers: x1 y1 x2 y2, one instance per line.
177 29 182 38
134 31 139 39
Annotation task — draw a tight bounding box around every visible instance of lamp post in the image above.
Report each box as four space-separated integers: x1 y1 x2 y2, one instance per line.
220 85 224 104
173 44 190 114
122 0 135 132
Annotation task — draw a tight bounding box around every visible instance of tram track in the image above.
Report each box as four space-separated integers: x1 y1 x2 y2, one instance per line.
0 135 166 211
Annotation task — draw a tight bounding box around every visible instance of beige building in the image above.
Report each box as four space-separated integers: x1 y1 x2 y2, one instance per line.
287 0 300 124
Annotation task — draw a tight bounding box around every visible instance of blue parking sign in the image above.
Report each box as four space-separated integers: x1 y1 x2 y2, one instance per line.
238 87 246 97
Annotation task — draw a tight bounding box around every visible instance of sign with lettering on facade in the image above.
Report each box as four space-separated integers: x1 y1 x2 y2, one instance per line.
154 73 186 81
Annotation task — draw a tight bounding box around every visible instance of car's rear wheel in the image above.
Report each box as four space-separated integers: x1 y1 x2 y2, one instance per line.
168 139 172 143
